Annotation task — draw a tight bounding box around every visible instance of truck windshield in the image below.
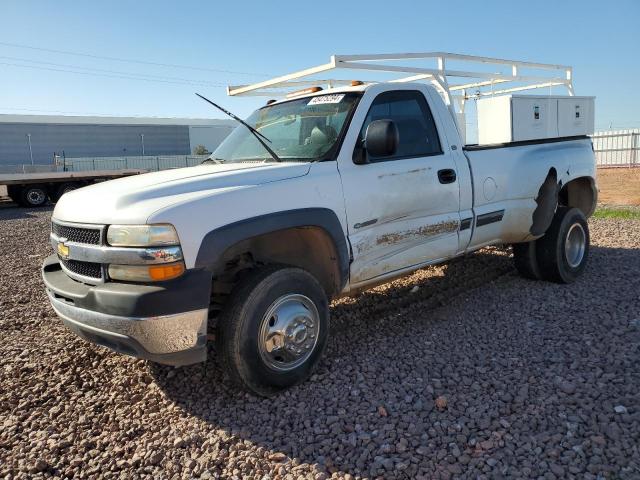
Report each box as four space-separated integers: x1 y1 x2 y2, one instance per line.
210 92 360 163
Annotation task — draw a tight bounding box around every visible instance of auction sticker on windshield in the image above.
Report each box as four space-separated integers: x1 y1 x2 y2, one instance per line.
308 94 345 105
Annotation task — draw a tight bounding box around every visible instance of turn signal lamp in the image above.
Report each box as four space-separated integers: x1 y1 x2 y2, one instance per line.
109 262 185 282
148 262 185 281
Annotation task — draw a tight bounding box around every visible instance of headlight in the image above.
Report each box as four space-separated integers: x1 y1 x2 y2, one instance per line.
107 224 179 247
108 262 185 282
106 224 184 282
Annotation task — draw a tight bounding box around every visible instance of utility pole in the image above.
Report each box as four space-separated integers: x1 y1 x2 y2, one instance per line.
26 133 34 165
140 133 145 156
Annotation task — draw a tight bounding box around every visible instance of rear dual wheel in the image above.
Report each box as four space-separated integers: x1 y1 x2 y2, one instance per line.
513 207 589 283
51 183 78 203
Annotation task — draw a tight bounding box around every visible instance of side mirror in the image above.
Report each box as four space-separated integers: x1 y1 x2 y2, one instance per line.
365 119 399 158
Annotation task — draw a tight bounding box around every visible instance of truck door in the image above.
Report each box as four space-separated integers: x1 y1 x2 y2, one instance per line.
338 89 461 285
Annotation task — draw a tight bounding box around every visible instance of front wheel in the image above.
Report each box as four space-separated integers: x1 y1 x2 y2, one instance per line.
536 207 590 283
217 265 329 396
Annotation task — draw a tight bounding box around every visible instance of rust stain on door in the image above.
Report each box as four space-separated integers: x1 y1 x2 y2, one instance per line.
354 219 459 257
375 219 459 247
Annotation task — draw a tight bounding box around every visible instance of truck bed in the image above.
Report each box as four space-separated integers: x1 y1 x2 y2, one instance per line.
462 135 596 249
463 135 590 151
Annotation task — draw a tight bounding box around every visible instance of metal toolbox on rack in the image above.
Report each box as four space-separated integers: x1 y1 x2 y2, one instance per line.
477 95 595 145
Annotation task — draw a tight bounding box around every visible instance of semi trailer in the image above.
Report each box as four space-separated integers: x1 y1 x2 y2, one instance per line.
0 169 144 207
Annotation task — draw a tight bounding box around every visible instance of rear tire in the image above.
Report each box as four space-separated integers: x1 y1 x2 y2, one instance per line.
217 265 329 396
513 241 543 280
19 185 48 207
51 182 78 203
536 207 589 283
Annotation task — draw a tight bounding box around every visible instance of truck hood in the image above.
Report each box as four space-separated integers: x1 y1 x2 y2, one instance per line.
53 162 311 224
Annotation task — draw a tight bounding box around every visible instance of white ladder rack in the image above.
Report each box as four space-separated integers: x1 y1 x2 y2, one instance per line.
226 52 575 141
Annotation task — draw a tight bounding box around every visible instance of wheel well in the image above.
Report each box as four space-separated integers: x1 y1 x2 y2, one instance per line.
212 226 343 298
558 176 597 217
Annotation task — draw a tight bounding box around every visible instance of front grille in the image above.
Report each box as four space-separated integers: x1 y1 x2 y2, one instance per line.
60 258 102 279
52 222 101 245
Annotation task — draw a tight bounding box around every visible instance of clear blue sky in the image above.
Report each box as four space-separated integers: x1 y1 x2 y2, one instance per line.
1 0 638 130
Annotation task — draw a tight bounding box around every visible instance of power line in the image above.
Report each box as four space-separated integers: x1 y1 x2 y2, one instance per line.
0 106 184 116
0 61 228 87
0 55 230 86
0 41 268 77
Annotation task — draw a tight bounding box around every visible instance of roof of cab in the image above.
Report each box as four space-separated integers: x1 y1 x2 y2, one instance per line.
266 84 370 106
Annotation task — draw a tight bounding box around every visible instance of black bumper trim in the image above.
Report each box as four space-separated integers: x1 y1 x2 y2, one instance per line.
42 254 212 318
476 209 505 227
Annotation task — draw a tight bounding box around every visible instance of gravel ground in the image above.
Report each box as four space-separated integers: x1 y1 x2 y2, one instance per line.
1 207 639 479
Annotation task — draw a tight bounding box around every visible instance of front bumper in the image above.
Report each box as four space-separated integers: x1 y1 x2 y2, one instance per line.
42 255 212 366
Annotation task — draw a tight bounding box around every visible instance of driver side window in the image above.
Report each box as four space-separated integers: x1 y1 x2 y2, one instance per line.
360 90 442 162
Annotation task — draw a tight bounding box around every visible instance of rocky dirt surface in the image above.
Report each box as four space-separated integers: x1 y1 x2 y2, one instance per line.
1 207 639 479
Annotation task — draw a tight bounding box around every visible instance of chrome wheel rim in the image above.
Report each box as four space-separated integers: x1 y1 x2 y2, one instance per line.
27 189 45 205
565 223 586 268
258 294 320 372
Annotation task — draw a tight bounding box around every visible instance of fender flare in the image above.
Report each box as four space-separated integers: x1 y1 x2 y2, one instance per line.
194 208 350 291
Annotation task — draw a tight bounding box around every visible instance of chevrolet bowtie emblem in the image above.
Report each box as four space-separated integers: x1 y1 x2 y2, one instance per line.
57 241 70 259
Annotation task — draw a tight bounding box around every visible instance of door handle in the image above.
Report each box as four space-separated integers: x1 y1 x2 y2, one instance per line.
438 169 457 184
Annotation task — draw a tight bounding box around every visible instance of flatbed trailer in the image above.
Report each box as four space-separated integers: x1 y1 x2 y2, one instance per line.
0 169 146 207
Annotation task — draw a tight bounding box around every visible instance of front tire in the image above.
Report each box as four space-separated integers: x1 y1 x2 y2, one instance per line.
217 265 329 396
536 207 590 283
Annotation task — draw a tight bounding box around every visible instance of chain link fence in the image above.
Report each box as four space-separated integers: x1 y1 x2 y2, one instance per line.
2 132 640 173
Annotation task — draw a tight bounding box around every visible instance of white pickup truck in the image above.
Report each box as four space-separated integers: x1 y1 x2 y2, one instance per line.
43 54 597 395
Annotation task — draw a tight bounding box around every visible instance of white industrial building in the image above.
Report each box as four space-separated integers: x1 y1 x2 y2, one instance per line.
0 114 236 166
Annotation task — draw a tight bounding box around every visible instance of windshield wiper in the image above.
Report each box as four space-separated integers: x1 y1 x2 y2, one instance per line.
195 93 281 163
201 157 224 165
